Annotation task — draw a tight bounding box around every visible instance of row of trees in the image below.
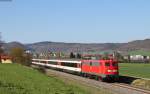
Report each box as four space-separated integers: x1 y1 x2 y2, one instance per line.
70 52 81 59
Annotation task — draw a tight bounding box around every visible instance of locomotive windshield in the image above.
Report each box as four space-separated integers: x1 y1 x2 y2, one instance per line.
105 62 110 66
112 62 118 66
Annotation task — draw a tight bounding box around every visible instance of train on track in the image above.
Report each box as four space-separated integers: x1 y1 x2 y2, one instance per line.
32 58 119 81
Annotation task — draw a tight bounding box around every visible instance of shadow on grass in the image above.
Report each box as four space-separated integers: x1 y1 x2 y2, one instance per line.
35 66 46 74
118 75 139 84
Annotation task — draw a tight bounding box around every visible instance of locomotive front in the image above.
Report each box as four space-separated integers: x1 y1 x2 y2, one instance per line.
102 59 119 81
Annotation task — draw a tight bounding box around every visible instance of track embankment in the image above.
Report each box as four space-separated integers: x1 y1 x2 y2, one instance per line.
31 65 150 94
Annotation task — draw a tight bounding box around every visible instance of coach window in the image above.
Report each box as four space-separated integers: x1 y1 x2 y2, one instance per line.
61 62 77 67
40 61 46 63
33 60 38 62
36 60 40 62
48 61 57 65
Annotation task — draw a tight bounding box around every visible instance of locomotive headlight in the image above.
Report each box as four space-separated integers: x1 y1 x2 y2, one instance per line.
108 70 117 72
108 70 112 72
112 70 117 72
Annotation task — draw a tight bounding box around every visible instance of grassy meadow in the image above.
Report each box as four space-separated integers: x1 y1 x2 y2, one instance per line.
119 63 150 79
0 64 89 94
1 63 149 94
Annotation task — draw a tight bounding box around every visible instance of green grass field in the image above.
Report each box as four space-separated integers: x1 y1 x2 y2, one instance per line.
2 63 149 94
119 63 150 79
0 64 89 94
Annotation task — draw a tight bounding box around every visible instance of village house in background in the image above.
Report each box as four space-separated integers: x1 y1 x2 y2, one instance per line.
0 55 12 63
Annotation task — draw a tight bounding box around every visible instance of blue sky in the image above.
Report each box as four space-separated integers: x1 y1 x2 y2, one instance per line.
0 0 150 43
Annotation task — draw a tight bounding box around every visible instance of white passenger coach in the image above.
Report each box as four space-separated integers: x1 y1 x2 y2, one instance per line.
32 59 82 72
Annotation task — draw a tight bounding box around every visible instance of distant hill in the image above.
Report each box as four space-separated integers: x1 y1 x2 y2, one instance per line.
2 38 150 54
2 42 27 53
118 39 150 51
26 42 122 53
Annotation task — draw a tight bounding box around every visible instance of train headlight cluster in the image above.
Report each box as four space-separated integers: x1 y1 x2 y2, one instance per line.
108 70 117 72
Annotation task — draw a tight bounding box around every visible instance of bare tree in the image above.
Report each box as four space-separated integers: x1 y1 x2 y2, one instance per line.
0 32 4 54
10 47 32 66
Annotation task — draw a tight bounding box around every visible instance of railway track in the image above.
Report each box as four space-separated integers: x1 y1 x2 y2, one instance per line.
111 83 150 94
32 65 150 94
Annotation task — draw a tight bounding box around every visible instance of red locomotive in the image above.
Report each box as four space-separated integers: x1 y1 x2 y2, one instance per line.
81 59 119 81
32 56 119 81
